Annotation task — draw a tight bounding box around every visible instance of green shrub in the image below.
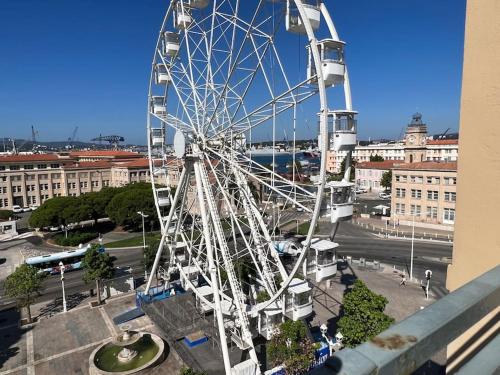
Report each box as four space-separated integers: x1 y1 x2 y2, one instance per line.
53 231 99 246
0 210 14 220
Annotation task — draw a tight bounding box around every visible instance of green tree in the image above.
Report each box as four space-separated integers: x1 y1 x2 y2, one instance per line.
339 157 356 182
0 210 14 220
268 320 316 374
180 367 206 375
256 290 270 303
4 264 46 323
81 244 115 305
380 170 392 191
369 154 384 162
337 279 394 347
105 183 157 231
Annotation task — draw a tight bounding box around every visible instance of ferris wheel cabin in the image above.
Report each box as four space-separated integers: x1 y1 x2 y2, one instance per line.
156 187 171 207
174 3 192 30
256 302 282 341
308 39 346 87
285 0 321 34
150 126 165 147
284 278 313 321
327 180 355 222
155 64 171 85
162 32 180 57
150 96 167 116
328 110 357 152
303 238 338 282
183 0 210 9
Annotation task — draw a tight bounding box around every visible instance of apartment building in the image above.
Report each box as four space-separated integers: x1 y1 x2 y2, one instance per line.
0 151 177 210
326 113 459 174
390 161 457 230
355 160 399 192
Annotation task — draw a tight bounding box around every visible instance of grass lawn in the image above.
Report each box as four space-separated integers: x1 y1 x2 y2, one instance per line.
105 232 162 248
297 222 319 236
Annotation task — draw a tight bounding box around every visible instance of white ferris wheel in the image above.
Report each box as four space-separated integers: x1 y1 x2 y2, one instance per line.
145 0 357 373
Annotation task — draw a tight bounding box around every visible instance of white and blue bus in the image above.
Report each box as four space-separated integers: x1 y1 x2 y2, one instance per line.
25 244 102 274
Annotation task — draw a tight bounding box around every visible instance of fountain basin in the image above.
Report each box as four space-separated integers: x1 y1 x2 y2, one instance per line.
89 331 165 375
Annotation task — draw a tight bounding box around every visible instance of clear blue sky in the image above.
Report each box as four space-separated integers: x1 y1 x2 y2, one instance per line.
0 0 466 145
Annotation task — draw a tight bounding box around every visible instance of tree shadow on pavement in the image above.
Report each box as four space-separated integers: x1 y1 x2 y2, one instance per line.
0 308 32 370
38 292 89 319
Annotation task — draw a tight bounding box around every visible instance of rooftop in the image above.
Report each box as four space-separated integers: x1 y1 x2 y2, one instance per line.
427 139 459 145
0 154 62 163
69 150 142 158
393 161 457 171
356 161 401 170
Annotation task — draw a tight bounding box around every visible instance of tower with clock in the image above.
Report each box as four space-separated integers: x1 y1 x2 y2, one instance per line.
404 113 428 163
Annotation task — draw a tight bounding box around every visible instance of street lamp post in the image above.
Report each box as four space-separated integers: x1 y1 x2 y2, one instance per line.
137 211 149 279
59 261 67 313
410 211 418 281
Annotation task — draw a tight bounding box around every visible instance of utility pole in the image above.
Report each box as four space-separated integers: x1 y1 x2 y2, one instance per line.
137 211 149 279
59 261 67 313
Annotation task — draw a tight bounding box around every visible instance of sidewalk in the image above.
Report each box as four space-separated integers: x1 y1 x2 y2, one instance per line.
354 217 454 243
0 293 185 375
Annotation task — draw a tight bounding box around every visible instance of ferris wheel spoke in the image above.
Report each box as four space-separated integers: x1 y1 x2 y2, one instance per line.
204 155 278 295
205 145 314 212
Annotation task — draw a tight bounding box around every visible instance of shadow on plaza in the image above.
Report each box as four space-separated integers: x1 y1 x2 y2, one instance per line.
38 292 89 319
0 308 31 370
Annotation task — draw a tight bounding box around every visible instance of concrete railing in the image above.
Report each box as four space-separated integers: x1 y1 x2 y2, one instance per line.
323 265 500 374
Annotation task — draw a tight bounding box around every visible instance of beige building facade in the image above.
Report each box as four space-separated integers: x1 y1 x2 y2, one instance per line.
446 0 500 371
0 151 177 210
390 162 457 230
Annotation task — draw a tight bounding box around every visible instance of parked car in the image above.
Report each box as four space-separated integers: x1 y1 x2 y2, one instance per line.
379 192 391 199
12 205 23 213
22 207 32 213
355 188 367 194
29 205 39 210
296 206 304 212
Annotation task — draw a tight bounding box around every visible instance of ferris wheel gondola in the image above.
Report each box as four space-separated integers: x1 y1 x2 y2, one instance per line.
145 1 356 373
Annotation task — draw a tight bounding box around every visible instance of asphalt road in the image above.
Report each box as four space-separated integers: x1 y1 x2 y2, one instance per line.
0 220 452 309
0 247 146 309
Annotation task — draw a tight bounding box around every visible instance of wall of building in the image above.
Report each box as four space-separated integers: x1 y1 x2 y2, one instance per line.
391 167 457 230
446 0 500 371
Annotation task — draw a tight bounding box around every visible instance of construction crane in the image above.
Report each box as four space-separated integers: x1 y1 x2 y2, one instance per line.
65 126 79 149
91 134 125 149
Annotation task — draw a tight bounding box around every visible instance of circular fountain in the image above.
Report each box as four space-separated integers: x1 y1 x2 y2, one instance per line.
89 325 165 375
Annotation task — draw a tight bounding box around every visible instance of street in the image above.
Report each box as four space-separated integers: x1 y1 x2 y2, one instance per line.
0 219 452 309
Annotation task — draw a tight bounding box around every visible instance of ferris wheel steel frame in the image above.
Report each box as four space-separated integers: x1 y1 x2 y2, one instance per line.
145 1 355 373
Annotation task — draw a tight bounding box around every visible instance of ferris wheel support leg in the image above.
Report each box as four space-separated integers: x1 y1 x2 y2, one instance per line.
145 165 190 294
329 221 340 241
193 161 232 375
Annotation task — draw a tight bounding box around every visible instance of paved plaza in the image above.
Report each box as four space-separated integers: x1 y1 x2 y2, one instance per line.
0 294 184 375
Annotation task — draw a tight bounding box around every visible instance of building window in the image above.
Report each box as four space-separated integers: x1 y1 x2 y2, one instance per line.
410 175 423 183
39 184 49 191
23 165 34 170
0 198 8 208
445 177 457 185
411 189 422 199
427 190 439 200
37 164 47 169
0 176 6 181
68 182 76 189
426 176 441 184
443 208 456 223
410 205 421 216
444 192 456 202
395 174 407 182
67 173 76 178
52 173 61 179
26 174 36 181
9 165 20 171
52 183 61 190
0 166 5 171
395 203 406 215
103 180 110 187
39 174 48 180
92 181 99 188
12 186 22 193
1 187 6 194
426 206 438 219
80 181 88 189
50 164 60 168
26 185 35 192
